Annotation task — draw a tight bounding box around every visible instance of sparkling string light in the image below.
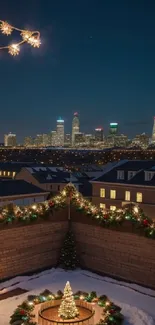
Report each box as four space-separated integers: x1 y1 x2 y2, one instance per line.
0 20 41 56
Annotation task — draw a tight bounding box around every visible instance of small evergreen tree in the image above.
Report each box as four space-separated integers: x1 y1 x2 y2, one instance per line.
59 230 79 270
58 281 79 319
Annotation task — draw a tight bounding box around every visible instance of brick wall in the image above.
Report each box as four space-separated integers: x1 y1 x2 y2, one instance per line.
0 210 68 280
71 209 155 289
0 207 155 289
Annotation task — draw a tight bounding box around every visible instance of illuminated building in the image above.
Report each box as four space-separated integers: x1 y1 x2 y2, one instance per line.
109 123 118 135
56 118 64 146
4 133 17 147
95 128 103 142
24 136 33 147
43 134 50 147
152 117 155 143
34 134 43 147
132 133 149 149
72 112 80 146
65 133 71 146
74 132 85 146
51 131 57 146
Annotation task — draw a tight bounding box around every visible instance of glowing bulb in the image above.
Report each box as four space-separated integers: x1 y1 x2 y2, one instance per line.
134 206 139 213
8 44 20 56
62 190 66 196
28 36 41 48
105 301 110 306
32 204 37 210
21 30 32 41
28 301 34 306
80 295 84 300
0 21 13 35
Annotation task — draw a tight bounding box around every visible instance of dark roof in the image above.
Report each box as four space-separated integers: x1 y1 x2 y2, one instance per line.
93 160 155 186
0 180 47 197
0 162 49 172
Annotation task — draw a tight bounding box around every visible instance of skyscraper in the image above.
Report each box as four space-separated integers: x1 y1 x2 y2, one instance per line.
152 117 155 143
4 133 17 147
109 123 118 135
56 118 64 146
72 112 80 146
95 128 104 141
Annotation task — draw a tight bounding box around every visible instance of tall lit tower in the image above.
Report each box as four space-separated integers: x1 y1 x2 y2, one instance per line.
56 118 64 146
109 122 118 135
152 117 155 143
72 112 80 146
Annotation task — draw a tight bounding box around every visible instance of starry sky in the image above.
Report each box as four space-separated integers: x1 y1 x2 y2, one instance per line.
1 0 155 142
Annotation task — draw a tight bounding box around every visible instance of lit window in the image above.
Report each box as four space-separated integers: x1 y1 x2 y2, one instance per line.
100 188 105 198
8 171 10 176
110 190 116 199
110 206 116 211
100 203 106 210
136 192 142 203
0 171 2 176
125 191 130 201
3 171 6 176
13 172 16 178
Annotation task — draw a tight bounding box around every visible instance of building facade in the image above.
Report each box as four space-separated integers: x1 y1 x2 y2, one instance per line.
4 133 17 147
91 160 155 220
72 112 80 146
56 118 64 146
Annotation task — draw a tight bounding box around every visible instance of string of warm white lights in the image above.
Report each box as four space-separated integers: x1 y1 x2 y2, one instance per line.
0 20 41 56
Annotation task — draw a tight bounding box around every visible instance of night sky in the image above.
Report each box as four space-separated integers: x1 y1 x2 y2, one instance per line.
1 0 155 142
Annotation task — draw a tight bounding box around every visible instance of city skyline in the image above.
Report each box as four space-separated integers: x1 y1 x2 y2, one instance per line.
1 1 155 141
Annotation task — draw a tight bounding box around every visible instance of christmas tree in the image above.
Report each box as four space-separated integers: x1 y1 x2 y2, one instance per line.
58 281 79 319
59 230 79 269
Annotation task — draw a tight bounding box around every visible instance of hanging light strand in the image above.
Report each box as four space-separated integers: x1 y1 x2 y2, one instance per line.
0 20 41 56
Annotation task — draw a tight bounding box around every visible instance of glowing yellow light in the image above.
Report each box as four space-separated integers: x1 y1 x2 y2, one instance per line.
62 190 66 196
8 44 20 56
32 204 37 210
28 301 34 306
21 30 32 41
105 301 110 306
0 21 12 35
28 36 41 48
134 206 139 214
80 295 84 300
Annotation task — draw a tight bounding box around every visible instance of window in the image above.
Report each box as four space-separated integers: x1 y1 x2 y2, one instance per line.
3 171 6 176
100 203 106 210
50 185 52 189
110 190 116 199
8 171 10 176
145 172 153 181
125 191 130 201
0 171 1 176
13 172 16 178
128 171 136 180
136 192 142 203
100 188 105 198
110 206 116 211
117 170 124 180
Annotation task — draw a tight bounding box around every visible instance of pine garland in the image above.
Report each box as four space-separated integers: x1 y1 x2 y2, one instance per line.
0 183 154 239
10 289 123 325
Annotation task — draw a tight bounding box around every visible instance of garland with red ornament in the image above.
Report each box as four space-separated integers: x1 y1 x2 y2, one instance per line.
0 183 154 239
10 289 123 325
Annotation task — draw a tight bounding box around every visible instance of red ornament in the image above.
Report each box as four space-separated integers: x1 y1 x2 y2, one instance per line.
104 214 108 219
109 309 115 314
143 219 149 226
20 309 26 315
49 201 54 207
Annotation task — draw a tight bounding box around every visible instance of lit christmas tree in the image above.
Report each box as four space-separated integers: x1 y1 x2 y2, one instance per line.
58 281 79 319
59 230 79 269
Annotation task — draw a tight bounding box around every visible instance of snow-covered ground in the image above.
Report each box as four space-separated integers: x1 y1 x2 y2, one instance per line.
0 268 155 325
